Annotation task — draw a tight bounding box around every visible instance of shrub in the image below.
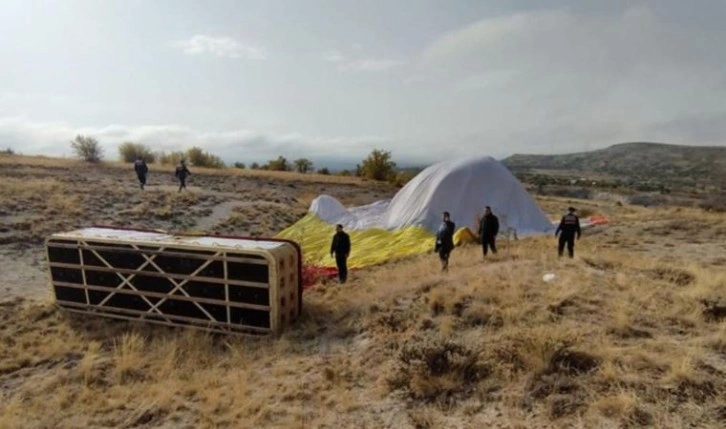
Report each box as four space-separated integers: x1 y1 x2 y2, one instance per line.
629 193 668 207
293 158 314 174
250 162 260 170
577 207 595 218
266 156 289 171
118 142 155 163
70 135 103 163
359 149 396 181
157 151 186 166
393 170 418 187
540 186 592 200
387 335 487 403
700 193 726 213
186 146 225 168
1 147 14 156
233 162 246 169
317 167 330 175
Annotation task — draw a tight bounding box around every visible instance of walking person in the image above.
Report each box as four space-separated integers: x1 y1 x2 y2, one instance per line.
555 207 581 258
478 206 499 257
435 211 456 272
133 156 148 190
330 224 351 284
174 160 191 192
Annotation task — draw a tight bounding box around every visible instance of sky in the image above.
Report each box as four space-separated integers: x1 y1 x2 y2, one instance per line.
1 0 725 168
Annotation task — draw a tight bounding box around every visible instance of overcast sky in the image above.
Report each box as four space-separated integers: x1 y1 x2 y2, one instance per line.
1 0 725 167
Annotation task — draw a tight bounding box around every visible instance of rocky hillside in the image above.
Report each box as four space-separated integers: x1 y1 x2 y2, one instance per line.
503 142 726 189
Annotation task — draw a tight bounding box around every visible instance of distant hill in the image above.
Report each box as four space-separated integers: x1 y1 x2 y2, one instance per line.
503 142 726 188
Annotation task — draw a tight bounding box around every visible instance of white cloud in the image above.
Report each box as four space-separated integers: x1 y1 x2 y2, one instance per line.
174 35 266 60
337 59 403 72
452 70 518 92
402 74 428 86
0 116 388 164
322 49 403 72
322 50 345 63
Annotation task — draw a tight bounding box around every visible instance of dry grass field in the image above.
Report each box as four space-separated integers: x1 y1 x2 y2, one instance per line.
1 154 725 428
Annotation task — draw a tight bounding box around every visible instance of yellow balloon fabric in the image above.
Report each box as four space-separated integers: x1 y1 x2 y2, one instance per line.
453 227 479 246
276 214 481 268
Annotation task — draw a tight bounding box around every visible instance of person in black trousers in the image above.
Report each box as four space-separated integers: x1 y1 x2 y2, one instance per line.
435 211 456 272
175 160 191 192
134 157 148 190
330 224 351 283
555 206 581 258
478 206 499 257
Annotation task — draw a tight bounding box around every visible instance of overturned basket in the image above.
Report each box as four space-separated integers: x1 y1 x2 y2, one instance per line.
44 226 302 335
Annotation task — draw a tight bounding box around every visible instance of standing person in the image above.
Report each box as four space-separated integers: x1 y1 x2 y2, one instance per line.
555 206 581 258
435 211 456 272
133 156 148 190
478 206 499 257
330 224 351 284
175 160 191 192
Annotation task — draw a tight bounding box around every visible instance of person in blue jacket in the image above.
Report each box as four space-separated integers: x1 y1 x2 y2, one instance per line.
555 207 581 258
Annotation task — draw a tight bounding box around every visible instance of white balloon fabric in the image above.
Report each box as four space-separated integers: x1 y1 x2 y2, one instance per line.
309 155 555 236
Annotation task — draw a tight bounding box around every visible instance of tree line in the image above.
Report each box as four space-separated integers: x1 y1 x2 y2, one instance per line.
68 134 418 185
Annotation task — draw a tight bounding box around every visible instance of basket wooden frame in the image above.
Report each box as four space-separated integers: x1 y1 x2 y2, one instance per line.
45 226 302 336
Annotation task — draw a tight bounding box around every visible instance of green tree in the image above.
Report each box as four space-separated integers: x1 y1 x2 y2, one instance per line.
359 149 396 181
393 170 418 187
293 158 314 174
118 142 155 163
234 161 246 169
250 162 260 169
157 151 186 165
186 146 225 168
317 167 330 175
266 156 289 171
71 135 103 162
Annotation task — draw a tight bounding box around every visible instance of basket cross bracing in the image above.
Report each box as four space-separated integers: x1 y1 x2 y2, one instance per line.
45 227 302 335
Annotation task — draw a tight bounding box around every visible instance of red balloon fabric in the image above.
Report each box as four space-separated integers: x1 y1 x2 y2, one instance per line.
301 265 339 289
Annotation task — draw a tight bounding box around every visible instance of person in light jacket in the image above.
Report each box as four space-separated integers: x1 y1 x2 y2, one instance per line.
435 211 456 272
134 157 148 190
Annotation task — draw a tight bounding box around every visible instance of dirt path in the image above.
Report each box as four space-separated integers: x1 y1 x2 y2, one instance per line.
194 200 245 232
0 248 51 302
193 199 295 232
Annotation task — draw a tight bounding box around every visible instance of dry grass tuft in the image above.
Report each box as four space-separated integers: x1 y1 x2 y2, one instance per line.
112 333 146 383
648 266 696 286
387 335 488 404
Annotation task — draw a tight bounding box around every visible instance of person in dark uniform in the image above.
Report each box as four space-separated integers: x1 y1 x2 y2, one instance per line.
478 206 499 257
174 160 191 192
555 207 581 258
330 224 351 283
133 156 148 190
435 211 456 272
